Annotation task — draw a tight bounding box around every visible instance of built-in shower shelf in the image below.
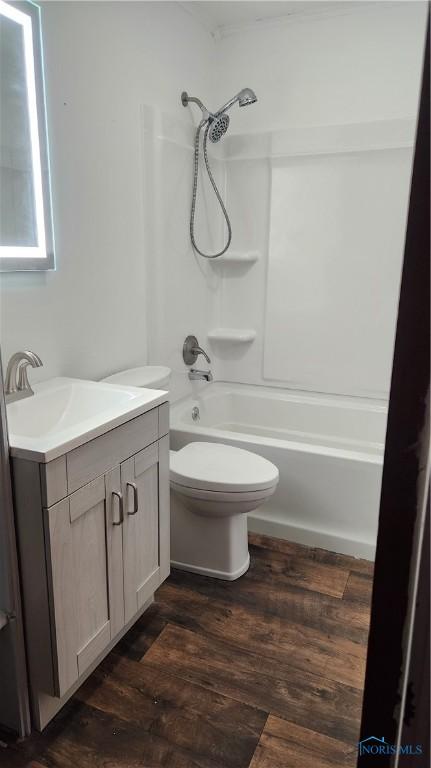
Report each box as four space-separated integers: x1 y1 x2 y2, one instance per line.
208 328 257 344
211 251 259 264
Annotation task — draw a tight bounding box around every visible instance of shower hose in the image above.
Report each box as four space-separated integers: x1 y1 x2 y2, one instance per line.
190 121 232 259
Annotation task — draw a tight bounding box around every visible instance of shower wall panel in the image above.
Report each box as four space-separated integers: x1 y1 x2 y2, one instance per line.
263 144 413 398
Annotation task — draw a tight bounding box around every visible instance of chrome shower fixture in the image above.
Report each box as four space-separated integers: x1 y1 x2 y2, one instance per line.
216 87 258 113
181 88 257 143
182 87 257 258
208 112 230 143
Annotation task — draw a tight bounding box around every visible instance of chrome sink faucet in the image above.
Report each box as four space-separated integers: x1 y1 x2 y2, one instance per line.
5 351 43 403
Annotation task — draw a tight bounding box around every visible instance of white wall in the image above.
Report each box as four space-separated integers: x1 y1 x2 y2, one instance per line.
208 1 427 399
215 2 427 133
0 1 427 402
0 1 217 383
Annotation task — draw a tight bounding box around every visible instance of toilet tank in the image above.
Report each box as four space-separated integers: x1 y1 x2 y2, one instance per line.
102 366 171 390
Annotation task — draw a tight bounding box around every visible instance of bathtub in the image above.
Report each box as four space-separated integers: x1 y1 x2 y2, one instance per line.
169 382 387 560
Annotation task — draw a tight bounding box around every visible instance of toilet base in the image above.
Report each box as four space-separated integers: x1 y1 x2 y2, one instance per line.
170 490 250 581
171 553 250 581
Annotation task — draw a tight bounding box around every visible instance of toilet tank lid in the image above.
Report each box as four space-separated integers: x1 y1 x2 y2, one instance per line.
102 366 171 389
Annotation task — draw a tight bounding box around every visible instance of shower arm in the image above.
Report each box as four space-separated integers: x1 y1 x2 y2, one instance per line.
181 92 214 123
183 89 257 123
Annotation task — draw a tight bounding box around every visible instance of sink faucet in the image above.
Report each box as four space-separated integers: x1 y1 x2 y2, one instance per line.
5 351 43 403
189 368 213 382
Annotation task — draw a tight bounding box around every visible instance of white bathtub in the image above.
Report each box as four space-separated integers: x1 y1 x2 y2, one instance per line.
169 382 387 560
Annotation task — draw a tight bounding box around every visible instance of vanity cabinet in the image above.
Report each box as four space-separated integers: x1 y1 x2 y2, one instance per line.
122 444 161 623
45 471 121 697
12 402 169 730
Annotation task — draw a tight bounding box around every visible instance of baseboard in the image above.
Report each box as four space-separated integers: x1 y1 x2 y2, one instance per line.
247 513 376 561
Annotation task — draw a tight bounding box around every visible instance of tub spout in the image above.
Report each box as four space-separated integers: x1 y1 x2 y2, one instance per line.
189 368 213 382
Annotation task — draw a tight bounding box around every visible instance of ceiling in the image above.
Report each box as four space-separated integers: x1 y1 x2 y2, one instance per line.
181 1 377 34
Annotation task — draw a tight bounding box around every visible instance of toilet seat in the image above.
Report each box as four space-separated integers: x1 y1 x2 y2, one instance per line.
170 480 275 504
170 442 279 493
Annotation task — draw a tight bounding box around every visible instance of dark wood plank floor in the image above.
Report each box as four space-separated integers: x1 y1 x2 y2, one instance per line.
0 533 373 768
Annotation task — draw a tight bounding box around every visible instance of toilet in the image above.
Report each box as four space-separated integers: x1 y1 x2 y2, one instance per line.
170 441 278 579
101 366 279 580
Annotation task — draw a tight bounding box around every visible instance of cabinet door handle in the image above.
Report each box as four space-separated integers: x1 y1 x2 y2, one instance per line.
111 491 124 526
127 482 139 515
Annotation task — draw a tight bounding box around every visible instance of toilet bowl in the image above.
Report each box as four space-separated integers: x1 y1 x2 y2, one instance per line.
101 367 279 580
170 442 279 580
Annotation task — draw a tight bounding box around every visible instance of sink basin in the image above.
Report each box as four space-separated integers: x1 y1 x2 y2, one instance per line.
7 377 168 462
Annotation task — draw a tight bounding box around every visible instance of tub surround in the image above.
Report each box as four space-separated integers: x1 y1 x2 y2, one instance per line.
142 106 418 405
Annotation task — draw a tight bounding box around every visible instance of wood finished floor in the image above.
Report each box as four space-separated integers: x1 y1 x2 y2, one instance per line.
1 533 373 768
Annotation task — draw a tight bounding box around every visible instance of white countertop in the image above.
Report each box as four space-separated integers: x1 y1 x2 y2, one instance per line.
7 377 169 463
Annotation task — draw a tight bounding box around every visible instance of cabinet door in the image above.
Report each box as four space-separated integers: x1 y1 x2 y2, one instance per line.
44 467 124 696
122 436 170 624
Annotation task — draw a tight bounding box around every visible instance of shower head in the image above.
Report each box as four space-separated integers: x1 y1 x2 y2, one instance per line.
182 87 257 120
182 87 257 144
215 87 258 116
237 87 258 107
208 113 230 143
183 88 257 257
